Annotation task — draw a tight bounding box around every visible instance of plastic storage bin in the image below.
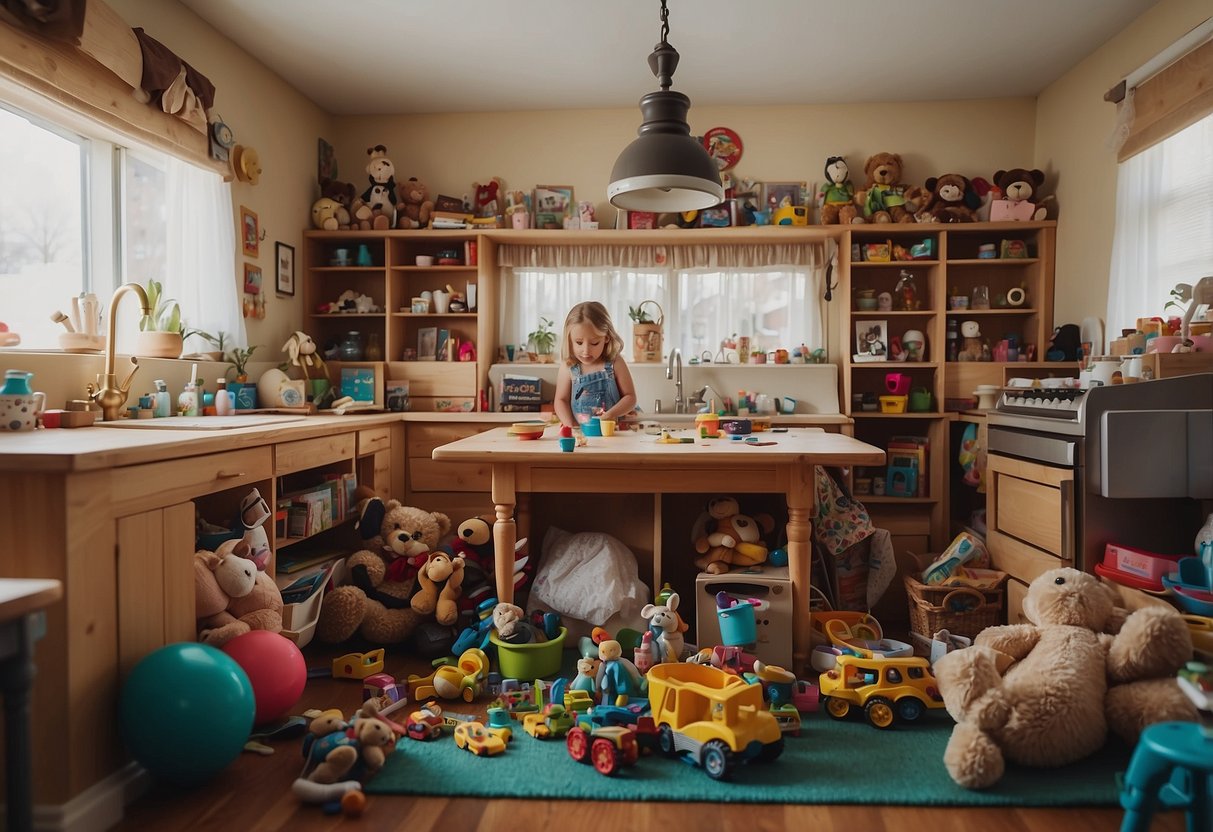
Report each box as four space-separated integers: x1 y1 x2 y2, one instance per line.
490 627 567 678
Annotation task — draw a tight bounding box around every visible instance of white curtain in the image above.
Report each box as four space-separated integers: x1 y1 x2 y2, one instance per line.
1107 115 1213 338
167 157 246 351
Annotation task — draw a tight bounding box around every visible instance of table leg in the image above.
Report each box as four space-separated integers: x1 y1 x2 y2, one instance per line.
1 615 36 832
786 463 814 677
492 464 517 606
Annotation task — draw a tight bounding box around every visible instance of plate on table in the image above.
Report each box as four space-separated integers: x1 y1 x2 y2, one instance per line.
507 421 547 440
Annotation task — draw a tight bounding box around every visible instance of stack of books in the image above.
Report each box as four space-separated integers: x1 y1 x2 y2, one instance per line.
499 373 542 412
430 210 473 229
887 435 929 497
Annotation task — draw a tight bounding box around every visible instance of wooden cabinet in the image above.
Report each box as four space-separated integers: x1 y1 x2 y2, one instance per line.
840 221 1061 556
986 451 1075 623
303 230 490 412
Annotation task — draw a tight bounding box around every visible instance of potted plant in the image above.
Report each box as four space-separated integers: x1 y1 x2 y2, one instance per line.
225 345 259 410
628 300 664 363
527 316 557 363
135 279 185 359
184 329 230 361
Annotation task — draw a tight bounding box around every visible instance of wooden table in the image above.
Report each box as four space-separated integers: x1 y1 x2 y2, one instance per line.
432 426 884 673
0 579 62 832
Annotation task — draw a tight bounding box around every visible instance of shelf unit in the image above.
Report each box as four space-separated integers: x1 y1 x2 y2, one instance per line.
840 221 1058 556
303 231 492 411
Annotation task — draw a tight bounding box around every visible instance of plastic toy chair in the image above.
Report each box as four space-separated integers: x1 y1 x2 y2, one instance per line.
1119 721 1212 832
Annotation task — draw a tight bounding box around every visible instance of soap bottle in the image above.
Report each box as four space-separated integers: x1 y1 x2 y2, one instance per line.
154 380 170 417
178 382 198 417
215 378 233 416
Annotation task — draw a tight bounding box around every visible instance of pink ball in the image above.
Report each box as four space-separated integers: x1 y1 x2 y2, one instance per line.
221 631 306 724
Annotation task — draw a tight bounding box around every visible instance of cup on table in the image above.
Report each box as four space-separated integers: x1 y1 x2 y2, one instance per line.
0 390 46 430
558 436 575 452
599 419 617 436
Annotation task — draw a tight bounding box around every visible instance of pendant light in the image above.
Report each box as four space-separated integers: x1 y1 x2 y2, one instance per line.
607 0 724 212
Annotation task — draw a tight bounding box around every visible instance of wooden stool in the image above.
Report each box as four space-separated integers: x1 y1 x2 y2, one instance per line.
1119 721 1213 832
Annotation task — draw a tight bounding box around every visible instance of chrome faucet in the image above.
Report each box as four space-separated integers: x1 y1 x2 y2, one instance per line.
666 348 685 414
88 282 151 421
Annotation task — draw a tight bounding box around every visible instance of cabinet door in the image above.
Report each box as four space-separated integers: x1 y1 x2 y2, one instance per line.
116 502 195 677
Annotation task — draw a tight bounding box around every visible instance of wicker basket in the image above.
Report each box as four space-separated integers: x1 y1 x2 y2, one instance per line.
904 573 1007 639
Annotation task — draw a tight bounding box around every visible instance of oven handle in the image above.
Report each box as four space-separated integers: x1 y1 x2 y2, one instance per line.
1059 478 1075 563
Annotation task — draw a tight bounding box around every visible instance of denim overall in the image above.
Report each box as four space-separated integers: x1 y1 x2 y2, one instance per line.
571 362 620 423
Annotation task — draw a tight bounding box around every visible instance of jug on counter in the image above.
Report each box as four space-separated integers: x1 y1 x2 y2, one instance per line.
0 370 47 431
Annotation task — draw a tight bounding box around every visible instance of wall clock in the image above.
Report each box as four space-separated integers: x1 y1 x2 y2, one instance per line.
209 119 235 163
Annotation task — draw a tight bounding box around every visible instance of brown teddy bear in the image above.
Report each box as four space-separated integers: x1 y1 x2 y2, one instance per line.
316 499 451 644
692 495 775 574
194 539 284 646
293 700 396 804
933 567 1196 790
410 550 465 625
915 174 977 223
853 152 927 224
395 176 434 229
990 168 1051 221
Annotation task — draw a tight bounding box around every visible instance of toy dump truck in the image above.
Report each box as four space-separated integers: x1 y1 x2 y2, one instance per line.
647 662 783 780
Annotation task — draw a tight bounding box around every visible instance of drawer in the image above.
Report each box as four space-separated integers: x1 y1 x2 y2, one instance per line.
1007 579 1029 625
989 528 1071 591
358 427 391 455
406 423 494 457
276 433 355 475
111 446 273 515
988 456 1074 559
408 458 491 493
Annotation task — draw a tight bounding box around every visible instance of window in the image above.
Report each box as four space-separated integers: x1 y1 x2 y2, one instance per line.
502 266 824 362
1106 113 1213 338
0 102 244 351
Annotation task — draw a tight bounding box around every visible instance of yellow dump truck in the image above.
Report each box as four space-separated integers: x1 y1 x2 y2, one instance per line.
647 662 783 780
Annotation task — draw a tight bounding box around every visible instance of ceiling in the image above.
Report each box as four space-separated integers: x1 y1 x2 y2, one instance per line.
178 0 1156 116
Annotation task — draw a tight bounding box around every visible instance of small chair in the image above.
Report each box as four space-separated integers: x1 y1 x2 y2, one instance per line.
1119 721 1213 832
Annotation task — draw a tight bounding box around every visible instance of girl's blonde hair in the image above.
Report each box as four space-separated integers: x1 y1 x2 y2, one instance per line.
562 301 624 366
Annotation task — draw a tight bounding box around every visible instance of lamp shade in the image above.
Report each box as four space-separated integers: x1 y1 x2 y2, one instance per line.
609 89 724 212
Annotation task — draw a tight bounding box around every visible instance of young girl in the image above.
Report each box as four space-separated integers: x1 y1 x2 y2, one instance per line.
554 301 637 429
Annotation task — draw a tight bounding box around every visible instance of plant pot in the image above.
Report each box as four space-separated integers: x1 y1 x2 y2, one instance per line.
134 331 183 359
631 299 664 363
536 353 554 364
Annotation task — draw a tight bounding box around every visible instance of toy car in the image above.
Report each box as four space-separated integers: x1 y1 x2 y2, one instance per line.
453 721 507 757
405 702 446 741
566 725 639 776
647 662 783 780
523 703 575 739
818 654 945 729
773 204 809 226
407 648 490 702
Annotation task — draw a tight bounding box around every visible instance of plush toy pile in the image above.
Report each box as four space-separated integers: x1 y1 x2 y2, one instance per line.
933 567 1196 789
194 538 283 646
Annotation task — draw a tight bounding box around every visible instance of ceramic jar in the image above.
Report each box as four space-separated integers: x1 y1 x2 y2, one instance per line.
0 370 46 430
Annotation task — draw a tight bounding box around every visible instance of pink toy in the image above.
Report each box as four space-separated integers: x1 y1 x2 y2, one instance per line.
222 630 307 725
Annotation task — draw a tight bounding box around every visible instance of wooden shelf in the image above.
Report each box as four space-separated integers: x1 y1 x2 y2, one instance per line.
851 412 948 419
392 265 477 272
944 308 1038 315
852 260 939 268
274 516 356 553
948 258 1040 266
390 312 477 318
861 496 939 504
310 312 386 318
852 310 938 316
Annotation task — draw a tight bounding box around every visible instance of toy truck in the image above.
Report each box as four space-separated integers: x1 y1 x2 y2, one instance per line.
646 662 783 780
566 725 640 776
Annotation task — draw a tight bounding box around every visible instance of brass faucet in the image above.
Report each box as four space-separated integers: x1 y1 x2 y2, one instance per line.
88 283 151 421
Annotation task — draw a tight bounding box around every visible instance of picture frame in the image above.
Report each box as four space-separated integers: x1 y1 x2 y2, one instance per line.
699 204 733 228
417 326 438 361
240 205 260 257
336 361 385 409
627 211 657 230
275 242 295 296
763 181 807 211
317 138 336 184
855 320 888 359
533 185 574 229
243 263 263 296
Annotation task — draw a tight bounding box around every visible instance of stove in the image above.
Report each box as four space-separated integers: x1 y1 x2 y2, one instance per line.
991 387 1088 436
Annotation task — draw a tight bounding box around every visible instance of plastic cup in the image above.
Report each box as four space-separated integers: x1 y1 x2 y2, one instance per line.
558 437 575 452
599 419 616 436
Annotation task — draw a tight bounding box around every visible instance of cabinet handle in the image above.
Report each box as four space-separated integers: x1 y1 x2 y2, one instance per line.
1059 479 1075 563
216 470 245 479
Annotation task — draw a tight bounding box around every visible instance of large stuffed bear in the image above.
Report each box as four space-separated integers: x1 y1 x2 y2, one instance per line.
916 174 977 223
990 168 1051 221
853 152 926 224
316 499 451 644
194 539 284 646
692 495 775 574
350 145 397 230
395 176 434 229
933 567 1196 790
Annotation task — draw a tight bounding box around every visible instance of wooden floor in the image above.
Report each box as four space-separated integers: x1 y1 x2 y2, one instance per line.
113 641 1182 832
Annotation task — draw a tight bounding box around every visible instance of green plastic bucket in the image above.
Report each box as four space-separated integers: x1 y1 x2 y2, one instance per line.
489 627 567 679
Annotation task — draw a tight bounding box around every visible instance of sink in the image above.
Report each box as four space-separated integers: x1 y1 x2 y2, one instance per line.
95 414 308 430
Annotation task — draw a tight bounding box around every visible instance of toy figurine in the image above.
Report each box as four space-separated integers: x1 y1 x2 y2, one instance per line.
595 640 646 706
894 270 921 311
239 487 272 570
641 592 684 664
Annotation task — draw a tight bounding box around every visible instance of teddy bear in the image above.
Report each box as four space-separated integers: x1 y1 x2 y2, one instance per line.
395 176 434 229
349 145 397 230
444 513 531 614
915 174 978 223
933 567 1197 790
472 177 504 218
292 700 396 804
310 197 350 231
411 550 465 626
990 168 1051 221
692 495 776 574
853 152 927 224
818 156 860 225
194 539 284 646
316 499 451 644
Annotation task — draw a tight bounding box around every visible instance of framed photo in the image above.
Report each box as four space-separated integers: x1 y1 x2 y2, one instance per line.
240 205 260 257
699 204 732 228
243 263 263 295
763 181 806 211
337 362 384 409
275 242 295 296
855 320 888 360
533 185 574 229
417 326 438 361
317 138 336 184
627 211 657 230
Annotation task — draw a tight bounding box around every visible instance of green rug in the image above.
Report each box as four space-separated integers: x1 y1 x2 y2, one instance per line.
366 696 1132 806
